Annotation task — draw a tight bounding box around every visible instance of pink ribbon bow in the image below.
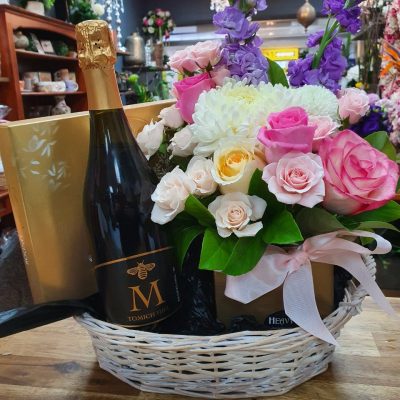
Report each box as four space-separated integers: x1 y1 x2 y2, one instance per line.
225 230 397 346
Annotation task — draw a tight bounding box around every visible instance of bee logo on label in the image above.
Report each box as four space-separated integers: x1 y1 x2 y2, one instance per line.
127 261 156 280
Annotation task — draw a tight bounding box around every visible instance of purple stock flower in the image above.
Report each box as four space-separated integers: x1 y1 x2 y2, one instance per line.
221 42 268 85
307 30 342 49
288 55 314 87
322 0 345 15
320 44 347 81
213 7 259 41
336 7 362 34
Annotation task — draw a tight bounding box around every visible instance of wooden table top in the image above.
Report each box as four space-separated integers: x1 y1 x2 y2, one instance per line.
0 297 399 400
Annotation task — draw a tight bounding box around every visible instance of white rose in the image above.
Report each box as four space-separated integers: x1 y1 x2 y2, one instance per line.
186 156 218 197
165 11 171 17
148 26 155 34
168 126 197 157
151 167 196 225
159 105 184 129
208 193 267 238
148 18 154 26
136 121 164 159
92 3 105 16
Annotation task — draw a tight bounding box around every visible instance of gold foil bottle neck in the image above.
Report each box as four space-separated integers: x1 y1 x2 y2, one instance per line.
75 20 117 70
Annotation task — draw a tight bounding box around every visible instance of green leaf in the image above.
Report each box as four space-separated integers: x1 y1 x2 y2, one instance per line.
172 225 204 268
263 209 303 244
248 169 284 217
351 201 400 223
364 131 396 161
267 58 289 88
296 207 347 237
357 221 400 232
185 194 215 228
222 233 267 276
199 228 237 271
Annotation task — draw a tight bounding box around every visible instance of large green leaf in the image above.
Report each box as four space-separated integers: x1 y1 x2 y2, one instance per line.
357 221 400 232
267 58 289 88
364 131 396 161
296 207 346 237
351 201 400 223
222 233 267 276
248 169 284 217
199 228 237 271
185 194 215 228
263 209 303 244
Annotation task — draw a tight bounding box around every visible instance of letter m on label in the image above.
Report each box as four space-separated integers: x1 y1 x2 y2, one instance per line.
129 280 165 312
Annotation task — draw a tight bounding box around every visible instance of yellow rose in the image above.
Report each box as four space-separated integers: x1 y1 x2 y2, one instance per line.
212 140 265 194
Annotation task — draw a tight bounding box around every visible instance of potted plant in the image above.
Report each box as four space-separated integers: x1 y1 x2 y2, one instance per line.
69 0 104 25
20 0 55 15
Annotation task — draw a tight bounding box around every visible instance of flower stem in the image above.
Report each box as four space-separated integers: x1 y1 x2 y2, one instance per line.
312 20 340 69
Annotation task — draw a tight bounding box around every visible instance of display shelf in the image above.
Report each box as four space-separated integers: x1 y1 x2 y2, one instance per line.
16 49 78 62
0 77 10 83
22 91 86 96
120 90 135 96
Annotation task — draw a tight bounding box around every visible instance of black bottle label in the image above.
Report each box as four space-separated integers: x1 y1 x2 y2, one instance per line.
95 247 180 328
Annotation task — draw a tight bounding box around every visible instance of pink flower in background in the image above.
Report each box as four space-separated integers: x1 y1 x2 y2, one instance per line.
268 107 308 129
174 73 216 124
319 130 399 215
262 152 325 208
210 66 231 86
257 107 315 163
338 88 370 124
169 41 221 74
308 115 339 151
156 18 164 27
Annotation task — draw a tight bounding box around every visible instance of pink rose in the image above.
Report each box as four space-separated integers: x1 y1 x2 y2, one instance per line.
156 18 163 27
262 152 325 208
308 115 339 151
368 93 380 106
210 66 231 86
169 41 221 74
319 130 399 215
174 73 216 124
268 107 308 129
169 48 198 74
338 88 370 124
257 107 315 163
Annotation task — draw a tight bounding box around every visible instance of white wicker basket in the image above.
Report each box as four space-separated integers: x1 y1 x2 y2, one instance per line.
76 255 375 399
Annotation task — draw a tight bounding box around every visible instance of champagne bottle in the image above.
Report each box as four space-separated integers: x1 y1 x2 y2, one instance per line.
76 21 180 328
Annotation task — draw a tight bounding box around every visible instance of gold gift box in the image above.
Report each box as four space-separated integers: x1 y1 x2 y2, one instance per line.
0 101 173 303
0 100 334 319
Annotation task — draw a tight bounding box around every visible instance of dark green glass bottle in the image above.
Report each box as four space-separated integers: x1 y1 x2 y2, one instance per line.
76 20 180 328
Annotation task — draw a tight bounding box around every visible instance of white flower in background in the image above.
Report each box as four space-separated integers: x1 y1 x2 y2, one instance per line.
208 193 267 238
159 105 184 129
136 121 164 159
192 81 267 156
186 156 218 197
151 167 196 224
289 85 340 121
148 26 155 34
92 3 105 17
168 20 174 28
165 11 171 17
148 18 154 26
168 126 197 157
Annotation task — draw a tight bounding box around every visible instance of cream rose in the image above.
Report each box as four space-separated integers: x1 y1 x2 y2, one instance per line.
136 121 164 159
168 126 197 157
338 88 370 124
159 105 185 129
186 156 218 197
151 167 196 224
212 139 264 194
208 193 267 238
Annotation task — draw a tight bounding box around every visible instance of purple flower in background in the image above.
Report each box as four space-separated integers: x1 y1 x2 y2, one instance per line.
288 55 314 87
221 42 268 85
320 44 347 81
213 7 259 41
307 30 342 49
322 0 345 15
350 106 391 137
336 7 362 34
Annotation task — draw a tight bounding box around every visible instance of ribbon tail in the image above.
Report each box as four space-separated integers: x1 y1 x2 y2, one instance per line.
335 253 399 318
284 262 338 346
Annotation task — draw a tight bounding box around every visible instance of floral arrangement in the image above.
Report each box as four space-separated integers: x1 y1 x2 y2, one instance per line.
142 9 175 41
69 0 105 25
137 0 400 344
380 0 400 146
20 0 55 11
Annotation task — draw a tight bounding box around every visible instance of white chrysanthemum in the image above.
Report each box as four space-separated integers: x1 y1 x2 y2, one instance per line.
192 81 339 156
290 85 339 121
92 3 105 16
192 80 267 156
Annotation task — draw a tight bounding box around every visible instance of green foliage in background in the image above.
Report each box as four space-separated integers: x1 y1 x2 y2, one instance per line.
20 0 55 11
